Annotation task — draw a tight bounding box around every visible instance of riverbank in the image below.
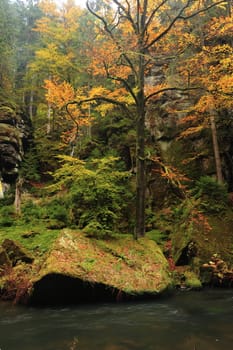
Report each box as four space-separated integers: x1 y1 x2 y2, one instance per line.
1 208 233 306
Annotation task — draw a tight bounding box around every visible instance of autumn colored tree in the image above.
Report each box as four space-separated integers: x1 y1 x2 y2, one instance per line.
66 0 226 238
174 8 233 184
44 78 91 154
25 0 93 169
30 0 83 84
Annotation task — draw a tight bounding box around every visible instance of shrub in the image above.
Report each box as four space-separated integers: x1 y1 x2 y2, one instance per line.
48 156 132 236
21 200 47 223
0 206 15 227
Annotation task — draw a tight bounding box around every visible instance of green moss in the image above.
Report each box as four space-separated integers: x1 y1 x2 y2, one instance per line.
33 230 172 295
184 271 202 289
0 224 61 255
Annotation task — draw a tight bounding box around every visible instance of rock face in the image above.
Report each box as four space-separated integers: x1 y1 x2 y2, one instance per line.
29 230 172 305
0 105 32 184
170 212 233 288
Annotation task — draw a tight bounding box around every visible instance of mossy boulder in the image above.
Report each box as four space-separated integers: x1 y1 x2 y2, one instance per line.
0 247 11 268
183 271 202 289
170 209 233 287
200 254 233 287
29 230 172 305
2 239 34 266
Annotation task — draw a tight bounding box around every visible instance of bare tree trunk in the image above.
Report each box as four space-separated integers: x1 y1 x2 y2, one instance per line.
135 103 146 238
14 177 24 215
29 89 34 120
135 16 146 238
210 113 223 184
47 103 52 135
0 179 4 199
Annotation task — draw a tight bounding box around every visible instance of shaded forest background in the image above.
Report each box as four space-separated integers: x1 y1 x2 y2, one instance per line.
0 0 233 243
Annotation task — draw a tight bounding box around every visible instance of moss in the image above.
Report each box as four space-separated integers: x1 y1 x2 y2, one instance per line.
29 230 172 303
0 224 61 255
183 271 202 289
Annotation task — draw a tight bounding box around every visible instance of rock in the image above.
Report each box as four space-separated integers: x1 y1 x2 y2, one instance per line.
200 254 233 286
0 105 32 183
29 230 172 305
0 247 11 268
183 271 202 289
2 239 34 266
21 231 40 239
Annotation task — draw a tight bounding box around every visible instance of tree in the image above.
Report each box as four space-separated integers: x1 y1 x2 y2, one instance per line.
66 0 226 238
48 155 131 236
0 0 17 102
174 8 233 184
13 0 42 117
30 0 83 85
44 78 91 154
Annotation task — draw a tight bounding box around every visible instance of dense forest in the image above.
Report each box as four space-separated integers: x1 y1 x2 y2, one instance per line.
0 0 233 304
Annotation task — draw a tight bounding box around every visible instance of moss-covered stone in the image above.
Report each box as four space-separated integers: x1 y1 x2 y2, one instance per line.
0 247 11 267
170 208 233 287
2 239 34 266
28 230 172 305
183 271 202 289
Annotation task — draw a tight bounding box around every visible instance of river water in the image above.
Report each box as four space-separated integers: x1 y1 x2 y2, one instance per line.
0 289 232 350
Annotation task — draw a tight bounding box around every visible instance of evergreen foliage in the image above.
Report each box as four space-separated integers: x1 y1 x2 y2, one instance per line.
192 176 228 213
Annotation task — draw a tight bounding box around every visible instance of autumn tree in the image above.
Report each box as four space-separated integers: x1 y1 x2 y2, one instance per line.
67 0 226 238
44 78 91 155
24 0 93 172
30 0 83 85
174 6 233 184
13 0 42 117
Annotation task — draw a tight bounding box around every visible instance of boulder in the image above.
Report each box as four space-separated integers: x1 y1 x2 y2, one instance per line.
0 105 32 183
0 247 11 268
29 230 172 305
2 239 34 266
200 254 233 287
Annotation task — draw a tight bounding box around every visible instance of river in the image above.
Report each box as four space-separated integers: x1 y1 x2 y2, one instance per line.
0 289 232 350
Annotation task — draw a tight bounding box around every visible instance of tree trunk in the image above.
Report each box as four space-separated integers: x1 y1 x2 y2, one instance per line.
135 105 146 238
29 89 34 120
210 113 223 184
14 177 23 215
47 103 52 134
0 179 4 199
135 37 146 238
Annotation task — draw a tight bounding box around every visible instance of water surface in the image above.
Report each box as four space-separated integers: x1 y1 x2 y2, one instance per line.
0 289 232 350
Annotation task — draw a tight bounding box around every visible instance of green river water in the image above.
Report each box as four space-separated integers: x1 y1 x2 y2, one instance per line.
0 289 232 350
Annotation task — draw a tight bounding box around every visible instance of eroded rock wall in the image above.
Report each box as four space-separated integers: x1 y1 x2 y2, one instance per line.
0 106 32 184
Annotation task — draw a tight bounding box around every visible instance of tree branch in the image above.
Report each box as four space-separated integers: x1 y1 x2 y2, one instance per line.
113 0 138 33
146 0 192 49
179 0 227 20
145 86 207 103
86 0 138 78
143 0 168 37
66 97 132 118
103 62 138 105
145 0 226 49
